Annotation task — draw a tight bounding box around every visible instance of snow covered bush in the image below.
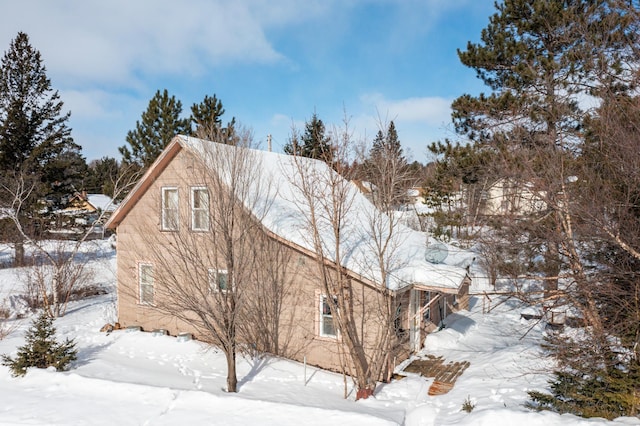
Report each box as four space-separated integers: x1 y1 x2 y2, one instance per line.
1 313 77 376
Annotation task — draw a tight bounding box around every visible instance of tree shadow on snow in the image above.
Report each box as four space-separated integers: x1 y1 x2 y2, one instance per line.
72 340 115 369
237 354 275 389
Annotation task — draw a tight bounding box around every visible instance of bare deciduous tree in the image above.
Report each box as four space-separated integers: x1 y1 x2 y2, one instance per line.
0 165 138 318
285 116 407 399
134 126 303 393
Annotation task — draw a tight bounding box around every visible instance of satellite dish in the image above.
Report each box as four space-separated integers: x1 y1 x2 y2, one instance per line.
425 241 448 264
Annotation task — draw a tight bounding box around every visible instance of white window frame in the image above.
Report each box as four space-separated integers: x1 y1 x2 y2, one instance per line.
319 295 337 338
161 187 179 231
190 186 209 231
139 263 154 305
209 269 229 293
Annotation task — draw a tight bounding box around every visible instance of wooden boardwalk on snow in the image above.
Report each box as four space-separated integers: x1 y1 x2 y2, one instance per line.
403 355 470 395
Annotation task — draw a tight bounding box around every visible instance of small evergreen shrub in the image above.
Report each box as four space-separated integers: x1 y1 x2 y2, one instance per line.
1 313 77 377
527 346 640 420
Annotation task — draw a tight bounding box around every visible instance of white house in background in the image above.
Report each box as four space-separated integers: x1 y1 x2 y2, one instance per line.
481 178 547 216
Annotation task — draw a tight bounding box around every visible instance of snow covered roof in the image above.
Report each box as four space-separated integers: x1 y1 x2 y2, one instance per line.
178 136 470 292
0 208 13 220
87 194 117 212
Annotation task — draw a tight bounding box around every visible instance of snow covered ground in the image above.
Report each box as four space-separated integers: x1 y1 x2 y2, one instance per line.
0 240 637 425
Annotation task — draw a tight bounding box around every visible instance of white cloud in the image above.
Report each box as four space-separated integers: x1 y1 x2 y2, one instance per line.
60 89 120 120
0 0 292 88
360 93 453 126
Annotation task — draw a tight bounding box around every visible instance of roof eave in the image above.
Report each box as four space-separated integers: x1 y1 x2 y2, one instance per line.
105 136 184 230
411 274 471 294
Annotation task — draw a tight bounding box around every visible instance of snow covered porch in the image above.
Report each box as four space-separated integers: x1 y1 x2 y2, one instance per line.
397 280 470 353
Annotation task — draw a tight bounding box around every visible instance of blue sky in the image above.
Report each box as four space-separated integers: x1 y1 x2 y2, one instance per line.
0 1 497 163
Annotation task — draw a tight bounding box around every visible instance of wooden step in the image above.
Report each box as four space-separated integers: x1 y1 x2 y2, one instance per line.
428 381 454 396
403 357 470 395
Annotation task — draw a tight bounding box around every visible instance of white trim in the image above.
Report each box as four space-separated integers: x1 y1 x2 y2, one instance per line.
190 186 209 231
161 187 179 231
319 295 337 338
410 289 421 352
208 268 229 292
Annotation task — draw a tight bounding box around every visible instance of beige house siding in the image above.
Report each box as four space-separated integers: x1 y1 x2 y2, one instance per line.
109 139 470 378
112 148 399 376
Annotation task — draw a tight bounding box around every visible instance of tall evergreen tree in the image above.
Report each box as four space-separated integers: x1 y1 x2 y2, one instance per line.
190 94 236 144
453 0 637 298
119 89 190 168
424 139 494 237
370 121 403 162
0 32 80 263
452 0 640 418
284 112 332 162
43 148 88 198
363 121 411 210
190 94 225 131
0 32 75 176
85 156 120 197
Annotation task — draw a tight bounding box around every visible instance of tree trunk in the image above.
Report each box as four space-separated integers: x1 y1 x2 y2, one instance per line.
356 387 375 400
543 241 560 299
14 240 25 267
225 348 238 393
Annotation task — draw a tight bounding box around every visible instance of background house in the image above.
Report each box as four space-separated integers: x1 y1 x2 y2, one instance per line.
480 178 547 217
48 192 117 240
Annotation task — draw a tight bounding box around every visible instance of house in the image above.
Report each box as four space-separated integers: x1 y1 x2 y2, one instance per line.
480 178 547 216
48 192 117 240
105 135 472 378
60 192 117 216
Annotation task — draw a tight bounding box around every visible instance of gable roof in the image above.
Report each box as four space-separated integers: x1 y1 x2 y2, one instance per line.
107 135 472 292
87 194 117 212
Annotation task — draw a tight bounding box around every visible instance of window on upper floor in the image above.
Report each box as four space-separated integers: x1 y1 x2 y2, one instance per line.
161 187 179 231
191 186 210 231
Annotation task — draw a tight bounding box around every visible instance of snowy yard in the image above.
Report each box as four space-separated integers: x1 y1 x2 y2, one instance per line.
0 241 636 425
